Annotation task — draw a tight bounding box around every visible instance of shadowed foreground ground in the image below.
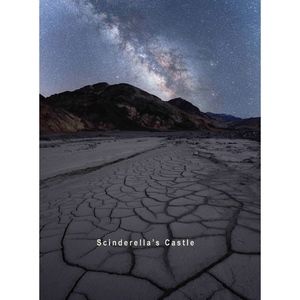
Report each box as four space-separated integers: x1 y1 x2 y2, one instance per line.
40 137 260 300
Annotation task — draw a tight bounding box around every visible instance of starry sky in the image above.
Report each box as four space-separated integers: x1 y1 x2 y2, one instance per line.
40 0 260 118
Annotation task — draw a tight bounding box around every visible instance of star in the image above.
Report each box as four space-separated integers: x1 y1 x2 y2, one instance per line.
40 0 260 118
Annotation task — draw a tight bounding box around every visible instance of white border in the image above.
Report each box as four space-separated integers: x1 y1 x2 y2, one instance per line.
0 1 39 299
262 0 300 299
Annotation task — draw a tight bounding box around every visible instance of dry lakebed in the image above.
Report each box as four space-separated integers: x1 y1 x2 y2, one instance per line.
40 133 260 300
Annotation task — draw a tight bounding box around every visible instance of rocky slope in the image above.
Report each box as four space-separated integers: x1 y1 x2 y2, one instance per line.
206 112 242 123
229 117 261 130
40 95 89 133
40 83 215 133
168 98 207 117
40 82 260 137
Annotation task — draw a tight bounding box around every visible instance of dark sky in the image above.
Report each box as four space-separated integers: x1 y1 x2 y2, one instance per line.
40 0 260 118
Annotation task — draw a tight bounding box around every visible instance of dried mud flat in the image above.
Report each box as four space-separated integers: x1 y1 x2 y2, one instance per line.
40 136 260 300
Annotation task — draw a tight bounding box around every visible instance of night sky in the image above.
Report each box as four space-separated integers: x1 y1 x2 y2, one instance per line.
40 0 260 118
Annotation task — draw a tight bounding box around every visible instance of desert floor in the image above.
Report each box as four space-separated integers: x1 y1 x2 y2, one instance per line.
40 134 260 300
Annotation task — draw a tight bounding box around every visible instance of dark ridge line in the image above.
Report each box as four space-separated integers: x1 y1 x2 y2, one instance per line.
158 252 233 299
70 291 89 300
65 271 87 300
206 285 227 300
207 271 249 300
40 144 165 187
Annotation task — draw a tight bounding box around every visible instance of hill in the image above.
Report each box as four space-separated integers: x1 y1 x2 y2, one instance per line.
41 83 215 133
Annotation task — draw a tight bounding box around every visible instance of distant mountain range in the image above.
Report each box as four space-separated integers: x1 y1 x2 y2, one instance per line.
205 112 242 123
40 82 260 138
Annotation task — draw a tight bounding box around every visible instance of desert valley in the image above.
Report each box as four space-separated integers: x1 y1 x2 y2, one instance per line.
40 83 260 300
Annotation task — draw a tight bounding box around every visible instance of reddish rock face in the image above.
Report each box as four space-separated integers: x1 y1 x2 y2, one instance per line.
40 100 88 133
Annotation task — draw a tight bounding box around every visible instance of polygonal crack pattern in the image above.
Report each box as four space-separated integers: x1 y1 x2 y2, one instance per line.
40 138 260 300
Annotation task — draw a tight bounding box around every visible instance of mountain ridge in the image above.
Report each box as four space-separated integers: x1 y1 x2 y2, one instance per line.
40 82 260 138
205 112 242 123
41 82 217 133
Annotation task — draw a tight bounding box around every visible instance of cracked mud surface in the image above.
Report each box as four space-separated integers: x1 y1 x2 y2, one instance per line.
40 137 260 300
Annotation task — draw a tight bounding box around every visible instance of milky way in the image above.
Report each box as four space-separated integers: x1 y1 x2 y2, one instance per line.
40 0 260 117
